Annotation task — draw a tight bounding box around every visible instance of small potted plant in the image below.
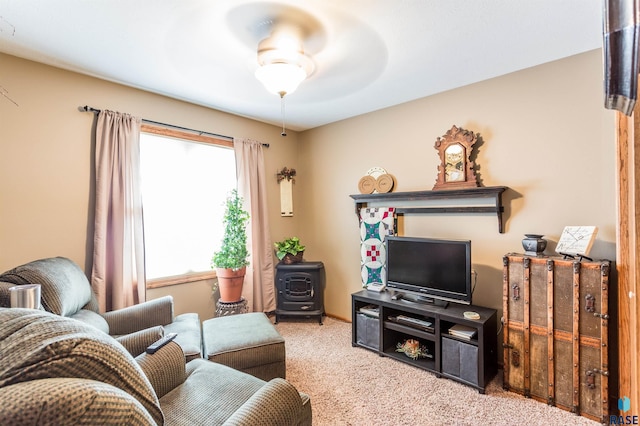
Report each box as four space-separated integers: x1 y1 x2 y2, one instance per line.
274 237 305 264
211 189 250 302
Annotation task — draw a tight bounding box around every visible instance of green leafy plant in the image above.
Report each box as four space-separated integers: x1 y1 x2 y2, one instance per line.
211 189 250 270
274 236 305 260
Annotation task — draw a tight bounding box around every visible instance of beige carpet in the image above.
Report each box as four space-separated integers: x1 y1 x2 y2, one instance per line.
273 316 600 426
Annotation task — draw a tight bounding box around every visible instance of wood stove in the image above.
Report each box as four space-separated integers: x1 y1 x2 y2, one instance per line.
275 261 325 324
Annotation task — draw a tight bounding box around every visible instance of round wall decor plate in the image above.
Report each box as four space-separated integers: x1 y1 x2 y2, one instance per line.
366 166 387 179
375 173 394 193
358 175 376 194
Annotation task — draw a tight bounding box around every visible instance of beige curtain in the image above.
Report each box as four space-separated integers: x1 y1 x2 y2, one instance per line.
91 110 145 312
234 138 275 312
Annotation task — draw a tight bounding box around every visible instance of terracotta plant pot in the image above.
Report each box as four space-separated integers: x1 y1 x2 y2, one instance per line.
216 266 246 303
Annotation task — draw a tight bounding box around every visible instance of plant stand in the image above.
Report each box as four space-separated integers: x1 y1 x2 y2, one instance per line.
215 297 248 317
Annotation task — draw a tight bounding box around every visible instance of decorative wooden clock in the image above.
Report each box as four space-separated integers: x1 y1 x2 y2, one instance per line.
433 125 480 190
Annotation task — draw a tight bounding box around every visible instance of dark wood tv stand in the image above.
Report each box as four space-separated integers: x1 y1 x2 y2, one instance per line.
352 289 497 393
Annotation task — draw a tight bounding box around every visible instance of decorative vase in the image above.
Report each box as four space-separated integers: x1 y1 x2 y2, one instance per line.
216 266 246 303
522 234 547 256
282 251 304 265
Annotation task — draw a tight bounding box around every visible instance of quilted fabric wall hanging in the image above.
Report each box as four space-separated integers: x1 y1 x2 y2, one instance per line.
359 207 396 287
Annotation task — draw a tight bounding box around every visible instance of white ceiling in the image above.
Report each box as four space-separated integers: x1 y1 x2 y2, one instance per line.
0 1 603 132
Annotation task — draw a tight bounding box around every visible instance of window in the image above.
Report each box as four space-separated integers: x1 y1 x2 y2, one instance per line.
139 125 236 287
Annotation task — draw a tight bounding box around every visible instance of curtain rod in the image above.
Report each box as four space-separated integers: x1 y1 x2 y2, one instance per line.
79 105 269 148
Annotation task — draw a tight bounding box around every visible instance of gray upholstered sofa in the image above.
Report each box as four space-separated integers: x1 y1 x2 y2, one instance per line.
0 257 202 361
0 308 312 425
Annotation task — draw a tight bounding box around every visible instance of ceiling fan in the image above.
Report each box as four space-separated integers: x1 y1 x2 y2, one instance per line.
226 3 328 135
163 1 387 132
227 2 327 67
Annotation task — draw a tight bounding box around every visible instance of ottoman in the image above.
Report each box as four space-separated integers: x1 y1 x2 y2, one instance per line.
202 312 286 381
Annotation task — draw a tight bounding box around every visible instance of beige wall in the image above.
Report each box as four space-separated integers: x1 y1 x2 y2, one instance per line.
0 53 302 321
298 49 617 321
1 49 617 325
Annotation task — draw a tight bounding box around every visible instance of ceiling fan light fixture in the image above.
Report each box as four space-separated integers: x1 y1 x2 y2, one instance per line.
253 27 316 136
255 62 308 96
255 35 315 97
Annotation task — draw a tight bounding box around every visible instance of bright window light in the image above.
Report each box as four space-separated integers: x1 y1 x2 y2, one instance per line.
140 132 236 280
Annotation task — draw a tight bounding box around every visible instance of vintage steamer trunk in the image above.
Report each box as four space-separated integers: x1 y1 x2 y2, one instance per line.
502 253 610 423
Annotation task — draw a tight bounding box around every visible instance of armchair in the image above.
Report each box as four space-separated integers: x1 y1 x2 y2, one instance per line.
0 308 312 425
0 257 202 360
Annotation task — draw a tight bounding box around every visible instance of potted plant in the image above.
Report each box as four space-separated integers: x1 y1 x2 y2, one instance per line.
274 237 305 264
211 189 250 302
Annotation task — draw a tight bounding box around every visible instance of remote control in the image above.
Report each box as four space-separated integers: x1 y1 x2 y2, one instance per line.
145 332 178 354
366 283 386 292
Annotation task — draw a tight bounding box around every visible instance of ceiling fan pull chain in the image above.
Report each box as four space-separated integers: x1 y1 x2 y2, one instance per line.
280 93 287 137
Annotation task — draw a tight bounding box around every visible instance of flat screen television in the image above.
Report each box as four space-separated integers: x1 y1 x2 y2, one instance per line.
384 236 472 306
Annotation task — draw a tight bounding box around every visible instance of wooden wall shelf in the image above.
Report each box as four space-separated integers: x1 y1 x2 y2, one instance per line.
350 186 508 233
